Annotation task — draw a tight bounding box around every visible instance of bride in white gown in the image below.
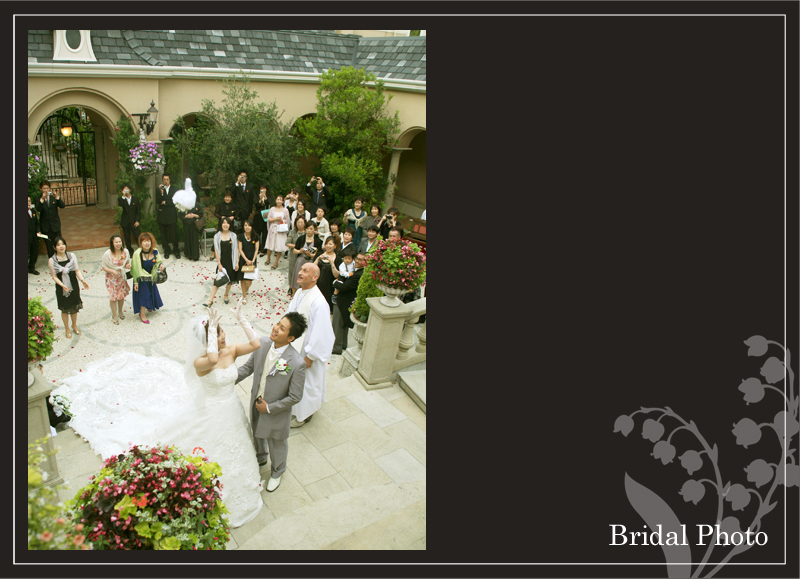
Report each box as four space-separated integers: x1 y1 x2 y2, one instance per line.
50 301 265 528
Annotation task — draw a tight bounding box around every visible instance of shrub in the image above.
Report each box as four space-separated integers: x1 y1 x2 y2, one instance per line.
28 438 92 550
349 236 383 322
68 444 231 550
28 297 57 364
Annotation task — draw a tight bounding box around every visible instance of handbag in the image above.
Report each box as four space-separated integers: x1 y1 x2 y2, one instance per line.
261 209 270 221
243 267 259 280
194 215 206 231
213 270 231 287
240 264 256 273
277 222 289 233
156 267 168 284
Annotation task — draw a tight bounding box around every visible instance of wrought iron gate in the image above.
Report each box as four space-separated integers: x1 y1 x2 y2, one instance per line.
35 112 97 206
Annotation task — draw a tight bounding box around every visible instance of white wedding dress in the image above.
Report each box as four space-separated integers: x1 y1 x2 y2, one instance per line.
51 352 264 528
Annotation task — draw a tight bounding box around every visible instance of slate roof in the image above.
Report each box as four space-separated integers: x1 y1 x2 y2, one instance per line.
28 30 427 81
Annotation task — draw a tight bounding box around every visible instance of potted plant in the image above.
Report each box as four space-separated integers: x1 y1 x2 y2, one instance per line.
68 444 231 550
28 297 57 378
365 238 427 307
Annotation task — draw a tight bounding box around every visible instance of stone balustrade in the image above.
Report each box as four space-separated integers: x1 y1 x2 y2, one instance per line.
341 296 426 390
27 367 64 490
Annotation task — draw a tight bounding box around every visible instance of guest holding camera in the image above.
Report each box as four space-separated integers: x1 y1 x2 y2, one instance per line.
117 184 141 255
378 206 400 240
305 176 332 214
36 180 65 258
314 235 343 312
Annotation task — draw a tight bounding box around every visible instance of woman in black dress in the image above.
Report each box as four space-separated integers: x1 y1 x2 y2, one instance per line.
48 236 90 338
180 200 204 261
205 217 239 306
289 221 323 292
254 185 269 257
313 234 342 312
237 220 259 304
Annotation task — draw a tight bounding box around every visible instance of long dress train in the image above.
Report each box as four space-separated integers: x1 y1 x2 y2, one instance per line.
50 352 264 528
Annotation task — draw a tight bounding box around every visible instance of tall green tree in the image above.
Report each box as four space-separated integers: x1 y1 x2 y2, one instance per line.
172 73 300 205
295 66 401 217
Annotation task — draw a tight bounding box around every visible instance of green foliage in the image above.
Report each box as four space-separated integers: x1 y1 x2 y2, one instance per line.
296 66 401 217
163 140 183 178
350 235 384 321
28 297 57 362
111 115 151 216
28 438 93 550
28 143 49 202
410 30 421 36
172 72 300 209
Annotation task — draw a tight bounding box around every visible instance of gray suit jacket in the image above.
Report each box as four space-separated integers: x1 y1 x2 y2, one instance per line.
235 337 305 441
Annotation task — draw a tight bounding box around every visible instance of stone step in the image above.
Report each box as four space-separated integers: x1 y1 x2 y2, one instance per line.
236 479 426 550
398 370 426 413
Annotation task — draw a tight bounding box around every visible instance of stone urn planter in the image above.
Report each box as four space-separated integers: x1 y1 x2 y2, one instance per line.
377 283 410 307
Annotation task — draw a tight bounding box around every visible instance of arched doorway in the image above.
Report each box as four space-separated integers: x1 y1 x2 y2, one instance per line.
35 108 97 206
29 88 127 209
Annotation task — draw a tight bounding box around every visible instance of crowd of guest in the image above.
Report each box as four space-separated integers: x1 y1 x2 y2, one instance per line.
29 172 423 354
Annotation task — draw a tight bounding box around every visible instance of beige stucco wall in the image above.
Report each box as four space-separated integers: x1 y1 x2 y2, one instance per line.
28 72 426 209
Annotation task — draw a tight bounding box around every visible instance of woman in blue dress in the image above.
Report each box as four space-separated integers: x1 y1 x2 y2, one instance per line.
131 232 164 324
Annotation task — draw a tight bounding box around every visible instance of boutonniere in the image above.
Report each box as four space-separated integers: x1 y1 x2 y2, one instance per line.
269 358 291 376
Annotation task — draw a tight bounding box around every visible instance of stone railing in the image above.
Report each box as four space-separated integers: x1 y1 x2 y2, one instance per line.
341 296 426 390
27 367 64 489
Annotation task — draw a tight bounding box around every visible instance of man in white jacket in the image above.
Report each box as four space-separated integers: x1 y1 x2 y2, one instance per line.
286 262 335 427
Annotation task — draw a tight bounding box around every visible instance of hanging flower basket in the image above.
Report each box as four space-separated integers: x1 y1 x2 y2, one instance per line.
129 142 166 177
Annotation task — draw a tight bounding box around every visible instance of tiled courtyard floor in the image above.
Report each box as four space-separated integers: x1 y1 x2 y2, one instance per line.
28 236 426 550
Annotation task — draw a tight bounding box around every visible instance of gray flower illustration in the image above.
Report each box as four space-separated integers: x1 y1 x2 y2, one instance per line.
719 516 742 536
679 450 703 475
732 418 762 448
679 479 705 504
760 356 785 384
652 440 676 465
642 418 665 442
737 377 765 404
614 415 634 436
744 459 773 488
773 410 800 438
780 464 800 487
724 484 751 511
744 335 769 357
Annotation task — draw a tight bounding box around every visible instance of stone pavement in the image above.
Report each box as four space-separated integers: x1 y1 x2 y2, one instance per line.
28 246 426 550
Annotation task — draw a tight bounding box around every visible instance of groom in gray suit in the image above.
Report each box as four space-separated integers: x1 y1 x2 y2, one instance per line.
235 312 307 492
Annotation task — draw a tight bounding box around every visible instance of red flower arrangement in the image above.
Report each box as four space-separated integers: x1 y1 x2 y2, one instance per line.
67 444 230 550
365 238 426 290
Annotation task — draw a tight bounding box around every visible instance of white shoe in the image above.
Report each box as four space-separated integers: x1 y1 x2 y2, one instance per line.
266 476 281 492
290 417 304 428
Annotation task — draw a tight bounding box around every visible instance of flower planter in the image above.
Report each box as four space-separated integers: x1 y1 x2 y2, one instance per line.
377 283 410 307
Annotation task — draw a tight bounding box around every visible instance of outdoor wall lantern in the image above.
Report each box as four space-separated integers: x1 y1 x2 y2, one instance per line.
134 100 159 136
60 121 73 138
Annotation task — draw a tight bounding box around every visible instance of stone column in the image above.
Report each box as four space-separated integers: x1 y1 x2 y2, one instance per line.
396 316 420 360
27 369 64 489
384 147 412 209
93 126 109 208
356 297 411 389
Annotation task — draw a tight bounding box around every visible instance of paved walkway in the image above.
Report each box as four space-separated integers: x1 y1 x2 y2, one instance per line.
29 245 426 550
56 203 121 251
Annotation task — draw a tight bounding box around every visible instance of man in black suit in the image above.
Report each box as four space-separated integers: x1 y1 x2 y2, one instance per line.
27 197 42 275
156 173 180 258
233 170 253 234
305 176 332 215
117 184 141 254
35 180 64 258
331 252 365 355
